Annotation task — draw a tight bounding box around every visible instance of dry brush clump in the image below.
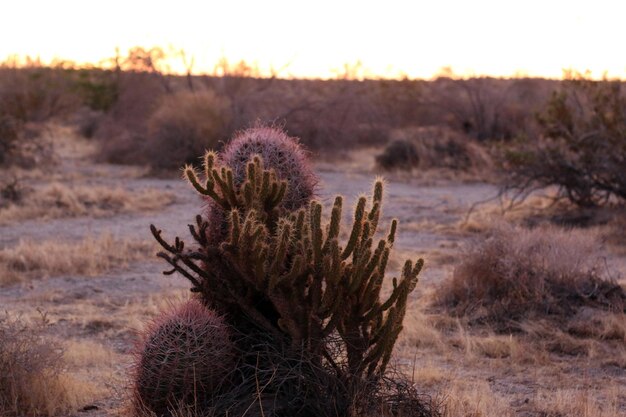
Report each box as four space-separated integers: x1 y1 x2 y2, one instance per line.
0 313 93 416
376 127 490 173
0 63 79 168
145 90 232 169
437 222 626 336
137 126 438 417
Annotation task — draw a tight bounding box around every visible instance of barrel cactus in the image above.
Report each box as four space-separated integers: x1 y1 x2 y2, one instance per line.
204 126 317 245
132 299 236 417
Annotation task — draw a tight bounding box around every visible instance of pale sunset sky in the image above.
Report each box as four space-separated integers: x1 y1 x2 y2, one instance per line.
1 0 624 79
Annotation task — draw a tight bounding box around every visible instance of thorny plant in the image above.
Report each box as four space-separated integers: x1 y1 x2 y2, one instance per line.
151 151 423 387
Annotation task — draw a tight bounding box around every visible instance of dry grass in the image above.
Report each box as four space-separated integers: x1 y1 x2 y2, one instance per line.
441 381 514 417
64 339 116 367
398 307 446 353
451 327 531 362
0 313 99 416
0 183 176 225
0 233 156 285
457 191 571 236
533 386 623 417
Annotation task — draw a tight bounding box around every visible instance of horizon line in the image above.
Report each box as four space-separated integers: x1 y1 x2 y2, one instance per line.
2 49 625 83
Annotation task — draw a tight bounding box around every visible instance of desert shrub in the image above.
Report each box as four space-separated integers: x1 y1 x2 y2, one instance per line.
0 313 84 416
94 72 165 164
376 139 420 170
69 106 107 139
0 177 25 207
0 65 79 123
74 69 119 113
0 63 72 167
0 119 53 168
499 75 626 207
147 127 437 416
205 76 394 153
425 77 551 142
377 127 490 171
145 90 232 169
437 223 626 330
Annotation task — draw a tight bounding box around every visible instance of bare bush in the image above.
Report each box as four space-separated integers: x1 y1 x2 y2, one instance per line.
425 77 551 141
146 90 231 169
0 62 71 167
437 222 625 330
499 75 626 207
0 313 89 416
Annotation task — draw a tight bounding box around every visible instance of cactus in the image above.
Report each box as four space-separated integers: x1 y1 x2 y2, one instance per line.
221 126 316 210
153 155 423 383
203 126 317 244
149 130 426 415
132 299 235 417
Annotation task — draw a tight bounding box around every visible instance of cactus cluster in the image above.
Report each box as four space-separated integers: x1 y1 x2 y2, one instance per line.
138 126 425 416
203 126 317 245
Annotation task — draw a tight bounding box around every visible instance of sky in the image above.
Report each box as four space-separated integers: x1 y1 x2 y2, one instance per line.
2 0 625 79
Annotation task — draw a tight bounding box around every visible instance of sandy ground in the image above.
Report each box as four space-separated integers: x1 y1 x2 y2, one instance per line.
1 133 624 417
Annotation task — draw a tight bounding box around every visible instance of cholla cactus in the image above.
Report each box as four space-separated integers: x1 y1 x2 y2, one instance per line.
132 299 235 417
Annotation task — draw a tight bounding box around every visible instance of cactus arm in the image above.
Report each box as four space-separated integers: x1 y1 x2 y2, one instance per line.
341 196 366 260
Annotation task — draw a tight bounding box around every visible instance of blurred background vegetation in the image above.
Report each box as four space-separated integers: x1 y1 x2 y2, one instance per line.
1 46 624 208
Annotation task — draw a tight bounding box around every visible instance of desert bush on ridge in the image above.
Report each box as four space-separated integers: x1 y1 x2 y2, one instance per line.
0 52 574 172
0 64 80 124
